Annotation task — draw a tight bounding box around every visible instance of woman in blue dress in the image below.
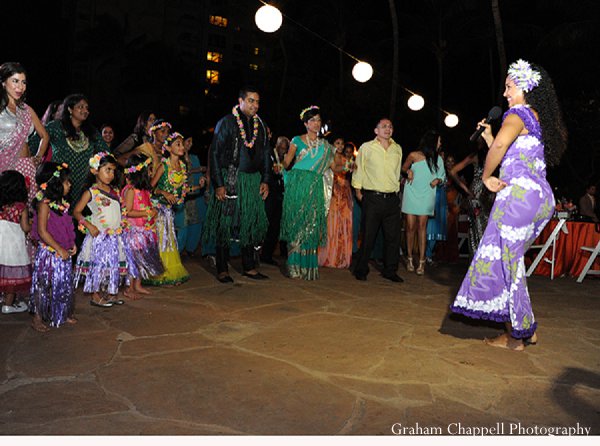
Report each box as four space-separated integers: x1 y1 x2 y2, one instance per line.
450 60 567 350
401 130 446 275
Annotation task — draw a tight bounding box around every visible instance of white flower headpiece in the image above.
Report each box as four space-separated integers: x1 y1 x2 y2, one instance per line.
507 59 541 93
89 151 110 169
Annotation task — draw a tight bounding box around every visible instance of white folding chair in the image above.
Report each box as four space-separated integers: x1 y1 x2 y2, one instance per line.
576 240 600 283
526 218 568 279
457 214 470 258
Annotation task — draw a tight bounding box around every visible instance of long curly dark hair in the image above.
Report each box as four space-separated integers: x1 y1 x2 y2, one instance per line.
0 62 27 112
0 170 28 208
524 63 568 167
60 93 98 141
35 162 72 208
124 154 152 191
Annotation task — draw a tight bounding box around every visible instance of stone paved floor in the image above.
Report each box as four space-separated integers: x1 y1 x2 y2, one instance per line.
1 256 599 435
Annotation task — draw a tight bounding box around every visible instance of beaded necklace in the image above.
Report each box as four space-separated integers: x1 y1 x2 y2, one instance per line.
305 135 320 158
66 131 90 153
232 106 260 149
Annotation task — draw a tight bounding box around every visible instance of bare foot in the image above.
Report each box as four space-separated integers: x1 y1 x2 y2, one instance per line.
134 286 152 295
31 318 50 333
66 317 78 325
524 332 538 346
90 292 103 305
484 333 524 351
124 290 142 301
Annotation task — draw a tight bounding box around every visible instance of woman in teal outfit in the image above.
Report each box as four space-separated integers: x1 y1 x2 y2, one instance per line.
280 106 339 280
401 130 446 275
175 136 207 256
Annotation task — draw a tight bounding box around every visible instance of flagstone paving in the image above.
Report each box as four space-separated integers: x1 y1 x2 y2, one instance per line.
1 257 598 435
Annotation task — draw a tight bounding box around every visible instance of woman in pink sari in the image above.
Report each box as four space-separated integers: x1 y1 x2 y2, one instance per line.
318 137 354 268
0 62 49 203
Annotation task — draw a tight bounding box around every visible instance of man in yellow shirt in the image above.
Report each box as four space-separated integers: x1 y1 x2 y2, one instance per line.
352 118 403 282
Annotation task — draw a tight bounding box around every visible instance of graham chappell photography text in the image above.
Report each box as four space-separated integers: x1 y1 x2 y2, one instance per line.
391 422 591 436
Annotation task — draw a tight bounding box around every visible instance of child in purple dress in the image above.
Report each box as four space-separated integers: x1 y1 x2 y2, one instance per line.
451 60 567 351
30 162 77 332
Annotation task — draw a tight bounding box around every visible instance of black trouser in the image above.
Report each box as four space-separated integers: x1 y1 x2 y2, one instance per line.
354 191 401 276
261 193 283 260
216 245 256 274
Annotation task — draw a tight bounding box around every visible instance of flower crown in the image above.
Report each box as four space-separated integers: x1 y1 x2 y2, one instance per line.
300 105 319 121
507 59 541 93
89 151 110 169
162 132 184 153
149 121 172 134
125 156 152 174
35 163 68 201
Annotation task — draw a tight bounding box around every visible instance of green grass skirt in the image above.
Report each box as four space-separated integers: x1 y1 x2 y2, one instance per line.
202 171 268 247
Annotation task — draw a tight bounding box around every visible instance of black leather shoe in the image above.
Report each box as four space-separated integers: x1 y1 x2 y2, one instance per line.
382 273 404 283
242 272 269 280
260 257 279 266
217 275 234 283
90 299 113 308
355 273 367 281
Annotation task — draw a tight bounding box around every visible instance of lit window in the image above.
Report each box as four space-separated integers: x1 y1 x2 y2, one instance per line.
206 70 220 84
207 51 223 63
253 47 260 56
249 64 259 71
209 15 228 27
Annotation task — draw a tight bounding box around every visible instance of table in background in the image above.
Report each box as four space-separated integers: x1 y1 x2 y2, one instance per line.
527 220 600 278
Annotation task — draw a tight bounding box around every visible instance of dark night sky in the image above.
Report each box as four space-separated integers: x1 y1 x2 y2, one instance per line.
6 0 600 194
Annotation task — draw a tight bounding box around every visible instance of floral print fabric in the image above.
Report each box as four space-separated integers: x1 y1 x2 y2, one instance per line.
451 105 554 338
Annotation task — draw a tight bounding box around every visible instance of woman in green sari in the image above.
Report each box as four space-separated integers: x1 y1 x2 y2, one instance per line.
280 106 341 280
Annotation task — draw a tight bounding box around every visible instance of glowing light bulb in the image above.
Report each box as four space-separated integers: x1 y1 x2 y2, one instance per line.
444 114 459 128
352 61 373 83
255 5 283 33
407 94 425 111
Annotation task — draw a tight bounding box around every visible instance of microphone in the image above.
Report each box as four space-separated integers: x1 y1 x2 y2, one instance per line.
469 106 502 142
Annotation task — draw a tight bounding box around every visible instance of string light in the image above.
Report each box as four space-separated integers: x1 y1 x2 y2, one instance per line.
407 94 425 111
253 1 460 126
255 4 283 33
352 61 374 83
444 114 459 128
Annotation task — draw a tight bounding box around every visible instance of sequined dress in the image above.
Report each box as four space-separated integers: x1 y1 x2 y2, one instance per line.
74 186 129 294
146 159 190 285
30 205 76 327
121 185 164 280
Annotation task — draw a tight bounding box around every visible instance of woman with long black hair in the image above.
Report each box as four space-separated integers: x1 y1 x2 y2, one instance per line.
401 130 446 275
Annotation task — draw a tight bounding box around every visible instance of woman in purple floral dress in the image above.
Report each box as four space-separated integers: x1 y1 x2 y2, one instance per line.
451 60 567 351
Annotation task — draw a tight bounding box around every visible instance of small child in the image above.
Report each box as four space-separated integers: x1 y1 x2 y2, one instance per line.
121 154 164 299
73 152 128 307
146 132 190 286
30 163 77 331
0 171 32 315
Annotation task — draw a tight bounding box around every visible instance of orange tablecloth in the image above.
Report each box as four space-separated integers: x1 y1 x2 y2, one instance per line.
528 220 600 277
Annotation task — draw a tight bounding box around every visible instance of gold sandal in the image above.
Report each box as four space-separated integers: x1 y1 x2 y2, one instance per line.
406 257 415 272
416 259 425 275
